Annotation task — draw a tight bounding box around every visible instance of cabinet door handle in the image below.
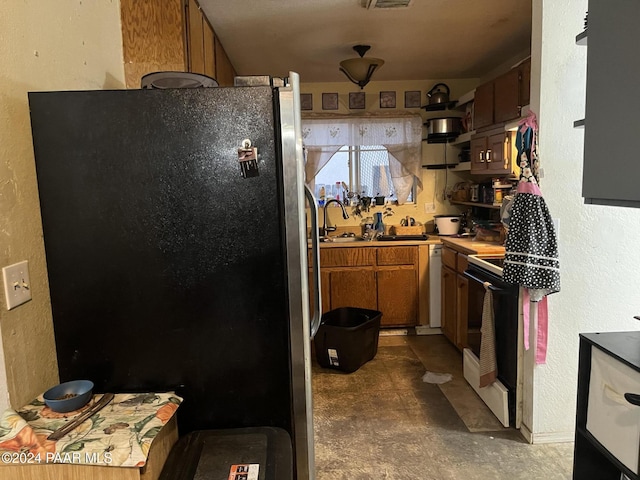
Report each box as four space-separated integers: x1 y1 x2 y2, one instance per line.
486 149 492 162
624 393 640 406
479 150 485 163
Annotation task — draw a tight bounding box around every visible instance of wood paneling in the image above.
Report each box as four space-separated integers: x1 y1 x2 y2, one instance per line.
120 0 187 88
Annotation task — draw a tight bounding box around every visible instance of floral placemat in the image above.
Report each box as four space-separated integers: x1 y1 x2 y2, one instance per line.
0 392 181 467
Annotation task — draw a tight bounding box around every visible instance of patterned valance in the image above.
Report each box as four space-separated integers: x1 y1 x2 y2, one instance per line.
301 114 423 204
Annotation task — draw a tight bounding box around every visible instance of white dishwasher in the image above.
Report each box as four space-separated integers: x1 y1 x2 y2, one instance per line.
428 244 442 328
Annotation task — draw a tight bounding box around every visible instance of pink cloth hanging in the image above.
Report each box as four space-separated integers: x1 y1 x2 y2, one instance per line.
522 289 549 365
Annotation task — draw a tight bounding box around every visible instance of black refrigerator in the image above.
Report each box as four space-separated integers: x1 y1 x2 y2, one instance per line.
28 73 320 480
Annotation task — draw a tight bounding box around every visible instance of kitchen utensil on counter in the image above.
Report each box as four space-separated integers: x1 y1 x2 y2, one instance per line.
374 212 385 236
470 184 480 202
434 215 461 236
43 380 94 413
47 393 114 440
427 83 450 105
400 216 415 226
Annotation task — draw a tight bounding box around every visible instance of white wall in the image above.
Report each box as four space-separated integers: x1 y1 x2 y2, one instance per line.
0 1 125 411
524 0 640 442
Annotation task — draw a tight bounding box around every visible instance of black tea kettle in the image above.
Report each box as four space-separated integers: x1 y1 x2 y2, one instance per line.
427 83 450 105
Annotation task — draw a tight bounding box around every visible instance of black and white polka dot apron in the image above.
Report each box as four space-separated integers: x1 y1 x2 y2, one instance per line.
502 113 560 364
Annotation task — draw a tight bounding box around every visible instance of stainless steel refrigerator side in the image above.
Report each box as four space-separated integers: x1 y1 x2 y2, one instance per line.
279 72 316 480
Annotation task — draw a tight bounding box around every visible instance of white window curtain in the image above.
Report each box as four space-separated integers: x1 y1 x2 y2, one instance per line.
301 113 423 204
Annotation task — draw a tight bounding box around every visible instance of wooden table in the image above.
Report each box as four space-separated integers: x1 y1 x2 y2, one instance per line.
0 415 177 480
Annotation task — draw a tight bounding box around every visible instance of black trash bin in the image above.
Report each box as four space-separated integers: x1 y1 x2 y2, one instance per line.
314 307 382 373
159 427 293 480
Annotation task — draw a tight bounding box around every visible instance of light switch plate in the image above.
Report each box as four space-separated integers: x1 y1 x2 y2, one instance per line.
424 203 436 213
2 261 32 310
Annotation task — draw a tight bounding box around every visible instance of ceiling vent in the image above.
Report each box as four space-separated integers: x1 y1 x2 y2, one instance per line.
361 0 413 9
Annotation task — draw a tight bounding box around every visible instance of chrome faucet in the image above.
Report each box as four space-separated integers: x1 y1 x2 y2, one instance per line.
322 199 349 237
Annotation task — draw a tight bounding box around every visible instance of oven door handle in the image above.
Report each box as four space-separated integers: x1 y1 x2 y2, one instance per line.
464 270 502 292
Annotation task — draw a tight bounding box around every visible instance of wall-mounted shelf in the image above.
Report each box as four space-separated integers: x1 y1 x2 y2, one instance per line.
421 101 457 111
576 30 588 45
455 89 475 108
450 200 500 210
451 162 471 172
450 131 475 146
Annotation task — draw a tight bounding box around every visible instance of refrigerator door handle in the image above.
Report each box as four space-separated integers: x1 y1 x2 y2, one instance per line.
304 185 322 338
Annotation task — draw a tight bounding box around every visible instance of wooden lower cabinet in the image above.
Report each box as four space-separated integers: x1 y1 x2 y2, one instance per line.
329 268 376 310
441 265 457 345
377 268 418 327
441 248 470 350
317 246 420 327
455 273 469 350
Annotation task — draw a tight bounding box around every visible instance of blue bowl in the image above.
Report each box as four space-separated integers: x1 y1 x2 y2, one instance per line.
43 380 94 413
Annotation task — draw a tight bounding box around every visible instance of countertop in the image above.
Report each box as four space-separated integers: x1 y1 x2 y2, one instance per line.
439 236 506 255
314 236 441 248
311 235 505 253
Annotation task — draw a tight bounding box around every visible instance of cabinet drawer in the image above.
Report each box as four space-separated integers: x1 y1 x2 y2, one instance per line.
586 347 640 474
442 247 457 270
456 254 468 274
320 248 376 267
376 247 417 266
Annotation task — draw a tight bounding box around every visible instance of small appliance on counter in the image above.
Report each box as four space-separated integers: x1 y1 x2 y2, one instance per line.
434 215 461 236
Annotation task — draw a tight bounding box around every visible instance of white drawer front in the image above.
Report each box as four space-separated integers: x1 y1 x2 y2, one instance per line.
586 347 640 474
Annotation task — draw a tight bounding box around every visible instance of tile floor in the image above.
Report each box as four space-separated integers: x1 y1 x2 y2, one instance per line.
312 334 575 479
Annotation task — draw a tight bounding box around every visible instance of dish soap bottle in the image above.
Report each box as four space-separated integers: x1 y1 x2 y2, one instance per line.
374 212 385 237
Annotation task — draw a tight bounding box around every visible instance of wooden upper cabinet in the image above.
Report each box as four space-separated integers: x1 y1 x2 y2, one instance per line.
120 0 188 88
120 0 235 88
473 81 494 129
215 37 237 86
519 58 531 108
187 0 205 75
473 59 531 131
494 68 521 124
203 19 216 79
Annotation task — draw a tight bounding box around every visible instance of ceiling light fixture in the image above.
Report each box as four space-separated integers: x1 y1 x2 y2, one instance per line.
339 45 385 89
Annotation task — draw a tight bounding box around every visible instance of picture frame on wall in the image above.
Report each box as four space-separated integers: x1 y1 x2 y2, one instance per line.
349 92 366 110
300 93 313 111
404 90 422 108
322 93 339 110
380 91 396 109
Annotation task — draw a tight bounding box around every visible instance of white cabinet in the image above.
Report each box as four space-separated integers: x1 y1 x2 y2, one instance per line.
587 347 640 475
